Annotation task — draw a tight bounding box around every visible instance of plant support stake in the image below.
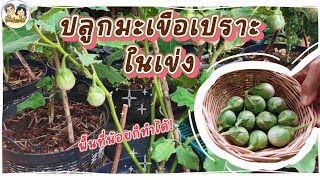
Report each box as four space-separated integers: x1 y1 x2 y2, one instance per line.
14 51 37 80
53 49 74 144
111 104 128 173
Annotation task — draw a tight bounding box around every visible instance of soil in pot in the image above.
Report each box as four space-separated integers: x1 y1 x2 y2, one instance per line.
3 100 106 154
246 47 306 69
3 65 44 91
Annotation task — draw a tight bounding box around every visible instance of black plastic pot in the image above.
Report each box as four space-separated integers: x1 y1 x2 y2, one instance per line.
95 155 183 173
3 59 48 108
106 84 152 125
105 137 150 161
2 92 110 173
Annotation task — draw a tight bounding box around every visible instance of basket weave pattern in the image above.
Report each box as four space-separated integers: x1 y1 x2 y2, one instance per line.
202 69 317 162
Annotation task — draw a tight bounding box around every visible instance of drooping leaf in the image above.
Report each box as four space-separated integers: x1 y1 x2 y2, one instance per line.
170 87 195 111
3 27 40 53
74 48 102 66
93 63 124 85
203 151 248 172
36 76 53 91
39 8 65 20
176 144 199 171
151 138 176 162
287 142 318 173
167 74 197 88
87 7 109 11
17 92 46 112
97 40 135 49
199 69 214 85
157 38 183 54
106 49 125 66
36 10 69 33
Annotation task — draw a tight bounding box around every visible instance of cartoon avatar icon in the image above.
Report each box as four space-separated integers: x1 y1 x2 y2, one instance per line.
4 3 16 23
16 4 27 22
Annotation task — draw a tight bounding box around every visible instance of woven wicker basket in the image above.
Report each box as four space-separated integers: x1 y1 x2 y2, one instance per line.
194 61 318 170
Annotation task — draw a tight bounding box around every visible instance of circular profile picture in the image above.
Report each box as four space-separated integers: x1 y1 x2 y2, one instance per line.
2 0 30 28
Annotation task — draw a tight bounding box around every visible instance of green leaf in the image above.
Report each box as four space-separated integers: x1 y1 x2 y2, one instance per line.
106 49 125 66
287 142 318 173
224 36 245 51
167 74 197 88
17 92 46 112
170 87 195 111
36 10 69 33
151 137 166 151
87 7 109 11
36 76 53 91
151 138 176 162
199 69 214 85
93 63 124 85
176 144 199 170
203 151 247 172
157 38 183 54
97 40 135 49
74 48 102 66
230 7 254 18
3 27 40 53
80 12 89 16
39 8 65 20
25 19 35 30
204 9 230 16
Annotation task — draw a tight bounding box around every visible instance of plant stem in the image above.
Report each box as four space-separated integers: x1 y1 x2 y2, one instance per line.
3 65 9 82
53 49 74 144
33 42 55 48
14 51 37 80
264 30 279 54
95 77 145 173
169 158 178 173
34 21 144 173
147 87 157 173
209 42 225 67
48 76 55 125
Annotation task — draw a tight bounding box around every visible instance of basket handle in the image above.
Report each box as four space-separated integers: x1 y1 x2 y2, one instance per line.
2 135 24 153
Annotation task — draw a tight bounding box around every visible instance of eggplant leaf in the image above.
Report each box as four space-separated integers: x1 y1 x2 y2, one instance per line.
88 7 109 11
106 49 125 67
170 87 195 111
35 10 69 33
74 48 102 66
3 27 39 53
93 63 124 85
176 144 199 170
97 40 134 49
39 8 65 20
17 92 46 112
167 74 197 88
36 76 53 91
199 69 214 85
287 142 318 173
157 38 183 54
203 151 248 172
151 138 176 162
